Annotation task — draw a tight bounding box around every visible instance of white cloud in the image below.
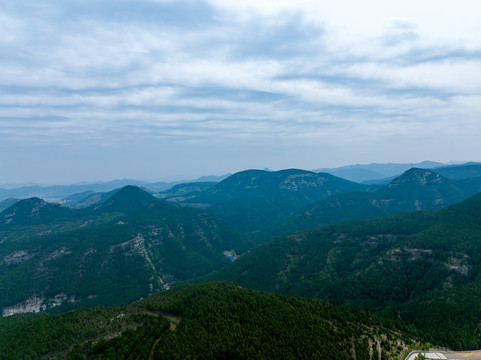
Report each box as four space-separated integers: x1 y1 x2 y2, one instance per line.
1 0 480 182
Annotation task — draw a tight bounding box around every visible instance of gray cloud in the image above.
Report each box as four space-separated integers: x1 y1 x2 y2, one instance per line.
0 0 480 183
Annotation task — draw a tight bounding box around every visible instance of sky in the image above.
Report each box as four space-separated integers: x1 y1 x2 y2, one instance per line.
1 0 481 184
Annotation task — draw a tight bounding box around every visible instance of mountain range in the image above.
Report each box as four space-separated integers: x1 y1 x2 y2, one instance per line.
314 160 448 182
204 192 481 349
172 169 369 232
2 162 481 355
0 174 230 202
274 168 481 236
0 186 251 313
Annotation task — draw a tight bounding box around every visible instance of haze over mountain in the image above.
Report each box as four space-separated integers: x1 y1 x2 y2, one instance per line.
0 198 75 226
1 163 481 355
433 162 481 180
276 168 481 236
2 0 481 357
173 169 369 232
0 186 251 313
314 160 448 182
0 198 20 213
0 175 229 202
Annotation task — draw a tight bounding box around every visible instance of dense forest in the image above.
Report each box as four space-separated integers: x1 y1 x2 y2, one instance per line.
0 282 426 359
0 187 252 311
2 166 481 357
203 193 481 349
271 168 481 237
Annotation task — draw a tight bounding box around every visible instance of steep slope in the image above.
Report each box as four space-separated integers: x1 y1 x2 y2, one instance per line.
205 193 481 348
276 168 481 235
0 199 252 313
0 282 425 360
178 169 369 232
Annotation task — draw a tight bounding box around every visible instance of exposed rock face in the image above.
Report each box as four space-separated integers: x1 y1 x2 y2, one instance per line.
2 296 45 317
1 250 33 265
386 168 443 188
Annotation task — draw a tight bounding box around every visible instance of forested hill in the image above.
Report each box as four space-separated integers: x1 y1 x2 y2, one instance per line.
0 281 426 360
204 193 481 349
0 188 252 313
176 168 369 232
434 162 481 179
275 168 481 236
88 185 159 213
0 197 75 226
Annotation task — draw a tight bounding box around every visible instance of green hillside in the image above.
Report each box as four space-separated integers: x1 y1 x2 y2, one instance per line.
204 193 481 349
0 189 251 313
62 189 118 209
434 163 481 179
177 169 369 232
89 185 159 213
0 186 158 243
0 281 425 360
157 181 216 202
0 197 76 226
275 168 481 236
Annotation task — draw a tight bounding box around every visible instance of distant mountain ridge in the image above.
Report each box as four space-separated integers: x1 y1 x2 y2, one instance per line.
0 175 230 202
2 162 479 202
176 168 370 232
433 162 481 179
0 198 20 213
314 161 481 183
275 168 481 235
0 197 74 226
314 161 447 182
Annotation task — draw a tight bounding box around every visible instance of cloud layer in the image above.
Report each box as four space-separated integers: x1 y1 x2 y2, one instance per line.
1 0 480 183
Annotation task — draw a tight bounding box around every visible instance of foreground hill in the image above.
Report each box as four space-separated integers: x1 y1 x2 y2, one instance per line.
0 282 425 360
276 168 481 236
176 169 369 232
205 193 481 349
0 187 251 313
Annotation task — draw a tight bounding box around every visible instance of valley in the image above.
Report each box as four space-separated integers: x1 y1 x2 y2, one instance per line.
1 162 481 358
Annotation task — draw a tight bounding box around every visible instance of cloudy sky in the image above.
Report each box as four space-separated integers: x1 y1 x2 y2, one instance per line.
1 0 481 184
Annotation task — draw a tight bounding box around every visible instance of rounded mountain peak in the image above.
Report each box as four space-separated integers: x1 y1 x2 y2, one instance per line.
92 185 158 212
388 168 444 187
